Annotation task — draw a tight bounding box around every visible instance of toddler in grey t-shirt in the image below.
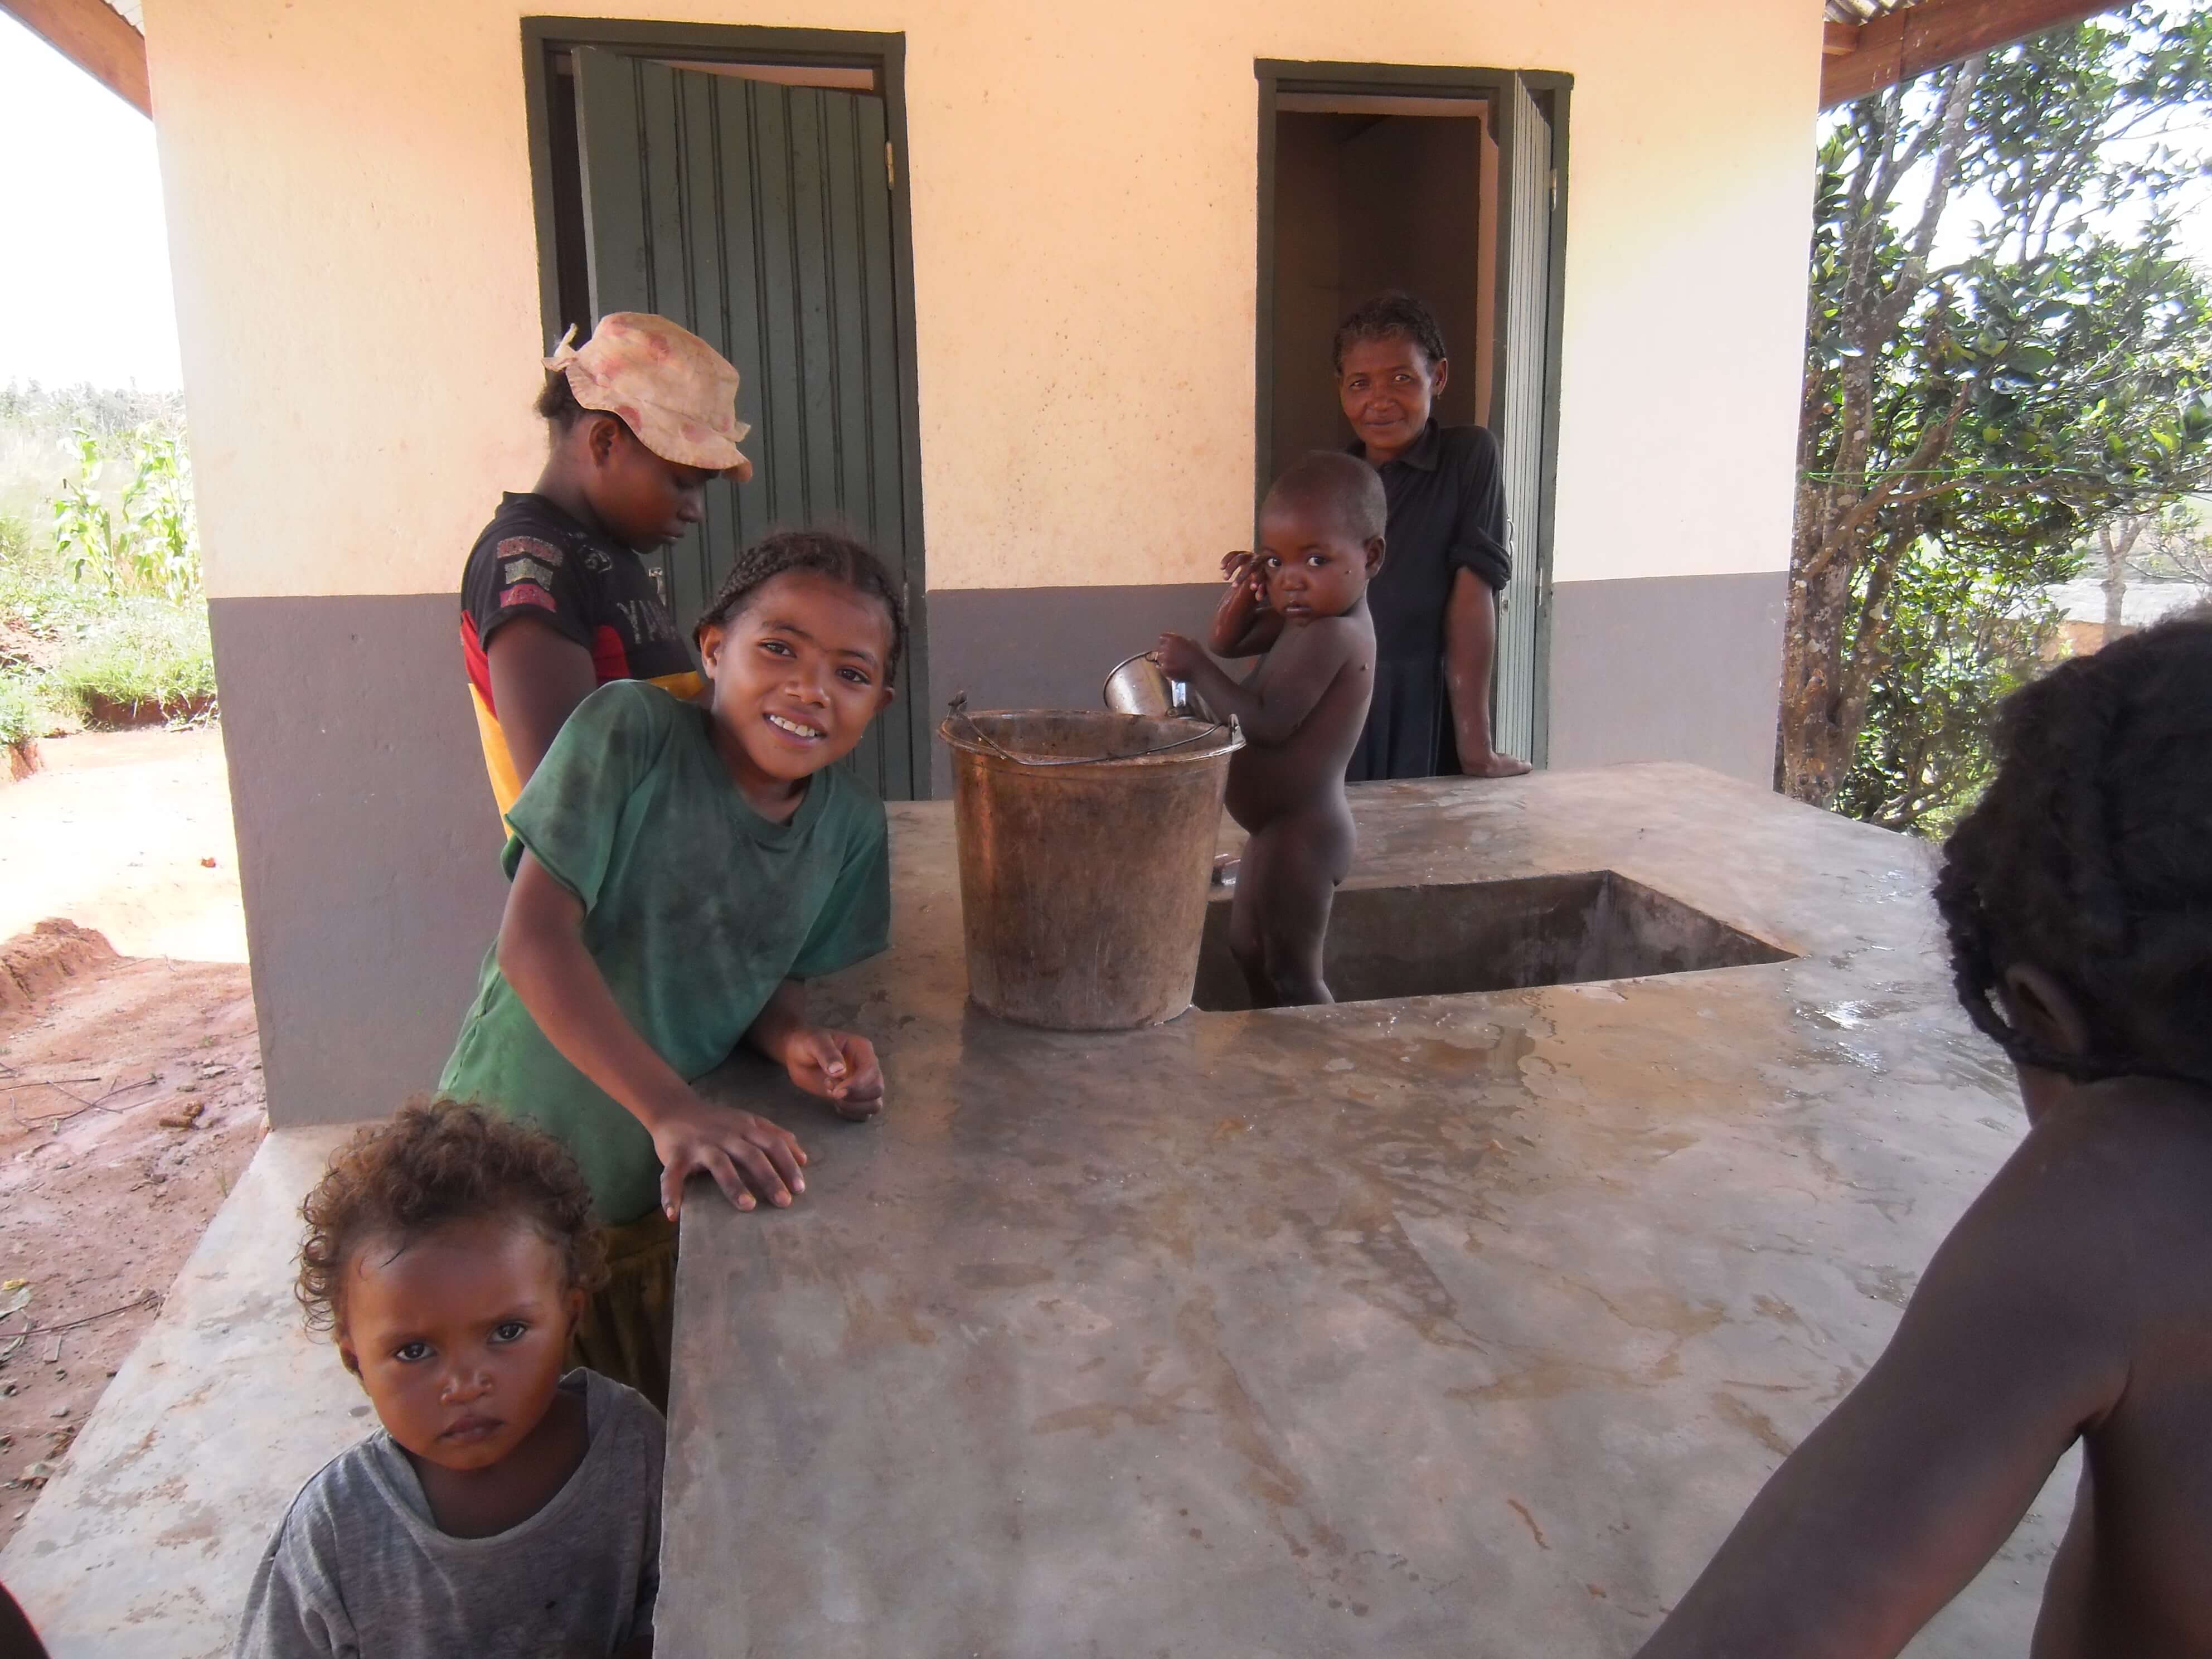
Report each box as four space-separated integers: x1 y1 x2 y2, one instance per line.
235 1101 663 1659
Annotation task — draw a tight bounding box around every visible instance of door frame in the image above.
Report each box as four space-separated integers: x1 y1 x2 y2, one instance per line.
518 17 935 794
1253 59 1570 767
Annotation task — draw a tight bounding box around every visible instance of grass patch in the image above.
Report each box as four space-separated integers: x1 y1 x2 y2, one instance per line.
44 602 216 726
1 513 88 639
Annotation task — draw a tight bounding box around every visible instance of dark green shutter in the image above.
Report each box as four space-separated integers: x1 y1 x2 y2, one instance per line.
573 48 924 801
1491 75 1554 767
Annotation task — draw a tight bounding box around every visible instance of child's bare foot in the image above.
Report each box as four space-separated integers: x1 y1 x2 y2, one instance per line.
1211 852 1240 886
1463 750 1532 779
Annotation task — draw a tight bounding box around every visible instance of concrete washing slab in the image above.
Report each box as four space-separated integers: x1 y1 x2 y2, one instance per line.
663 763 2072 1656
2 764 2072 1655
1 1126 360 1659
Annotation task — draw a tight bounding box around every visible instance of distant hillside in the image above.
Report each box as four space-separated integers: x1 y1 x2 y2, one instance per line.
1 381 185 436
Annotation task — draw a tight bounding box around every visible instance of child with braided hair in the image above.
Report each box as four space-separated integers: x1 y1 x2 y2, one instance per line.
440 530 904 1404
1638 609 2212 1658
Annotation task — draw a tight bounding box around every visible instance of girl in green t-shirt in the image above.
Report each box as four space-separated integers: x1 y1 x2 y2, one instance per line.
443 528 904 1240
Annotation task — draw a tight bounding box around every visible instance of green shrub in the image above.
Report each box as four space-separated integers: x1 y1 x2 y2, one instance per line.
0 673 38 748
50 426 201 604
3 389 214 734
46 601 217 725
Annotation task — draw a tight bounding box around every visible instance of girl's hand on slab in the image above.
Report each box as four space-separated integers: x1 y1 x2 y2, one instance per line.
784 1027 885 1122
1155 632 1205 680
651 1094 808 1218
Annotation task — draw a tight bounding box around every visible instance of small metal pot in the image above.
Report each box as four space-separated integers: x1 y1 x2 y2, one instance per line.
1105 651 1211 721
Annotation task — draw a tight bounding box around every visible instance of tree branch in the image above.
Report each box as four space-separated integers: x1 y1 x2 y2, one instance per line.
1877 57 1984 340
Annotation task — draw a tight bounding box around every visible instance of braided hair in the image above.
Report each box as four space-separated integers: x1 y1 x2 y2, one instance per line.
1933 608 2212 1087
693 528 908 688
1332 292 1449 376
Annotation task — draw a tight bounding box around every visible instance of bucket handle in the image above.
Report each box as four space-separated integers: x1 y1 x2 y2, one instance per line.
944 695 1238 767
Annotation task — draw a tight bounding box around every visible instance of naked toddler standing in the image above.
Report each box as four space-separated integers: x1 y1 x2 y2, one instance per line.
1156 451 1384 1006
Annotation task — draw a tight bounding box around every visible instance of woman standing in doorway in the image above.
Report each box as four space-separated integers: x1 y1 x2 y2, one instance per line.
1332 291 1529 782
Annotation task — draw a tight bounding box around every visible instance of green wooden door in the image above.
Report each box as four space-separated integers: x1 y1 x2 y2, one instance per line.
1490 75 1555 768
573 48 926 801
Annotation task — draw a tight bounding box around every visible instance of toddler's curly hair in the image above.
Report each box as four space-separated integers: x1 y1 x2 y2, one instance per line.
1933 609 2212 1087
296 1098 608 1336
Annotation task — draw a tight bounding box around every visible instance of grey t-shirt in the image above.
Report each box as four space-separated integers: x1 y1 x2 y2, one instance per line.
234 1369 663 1659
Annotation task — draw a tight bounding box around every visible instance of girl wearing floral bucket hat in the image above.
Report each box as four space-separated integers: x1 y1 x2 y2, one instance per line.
459 313 755 821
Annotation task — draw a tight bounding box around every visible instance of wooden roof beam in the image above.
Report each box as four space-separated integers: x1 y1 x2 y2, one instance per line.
1821 0 2117 108
0 0 149 116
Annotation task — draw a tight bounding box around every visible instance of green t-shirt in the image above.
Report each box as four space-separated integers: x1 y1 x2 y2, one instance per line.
439 680 891 1224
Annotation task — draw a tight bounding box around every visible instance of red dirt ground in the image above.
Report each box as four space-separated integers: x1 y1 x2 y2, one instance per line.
0 729 261 1550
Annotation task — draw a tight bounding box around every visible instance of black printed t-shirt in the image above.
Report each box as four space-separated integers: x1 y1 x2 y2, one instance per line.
459 492 704 818
1343 421 1514 782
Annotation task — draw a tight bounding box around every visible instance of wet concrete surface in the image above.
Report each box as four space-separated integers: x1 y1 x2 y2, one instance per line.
669 763 2069 1656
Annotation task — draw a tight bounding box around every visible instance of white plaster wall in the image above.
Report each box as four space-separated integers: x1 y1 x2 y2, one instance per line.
143 0 1823 601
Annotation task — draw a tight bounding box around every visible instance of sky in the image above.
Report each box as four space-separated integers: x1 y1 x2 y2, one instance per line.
0 7 2206 397
0 11 182 391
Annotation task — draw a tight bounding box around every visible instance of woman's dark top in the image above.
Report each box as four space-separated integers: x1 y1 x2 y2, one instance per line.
1343 420 1511 782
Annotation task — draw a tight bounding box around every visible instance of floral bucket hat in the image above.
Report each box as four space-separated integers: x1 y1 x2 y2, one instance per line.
546 313 753 481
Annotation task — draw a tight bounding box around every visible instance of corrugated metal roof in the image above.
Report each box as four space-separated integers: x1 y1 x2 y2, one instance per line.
2044 580 2210 628
1826 0 1914 21
101 0 143 32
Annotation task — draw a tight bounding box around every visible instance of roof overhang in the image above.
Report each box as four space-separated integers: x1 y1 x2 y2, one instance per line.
0 0 2129 127
1 0 147 115
1822 0 2119 108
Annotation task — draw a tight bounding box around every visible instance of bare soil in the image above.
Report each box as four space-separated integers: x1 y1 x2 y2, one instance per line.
0 729 261 1550
81 692 219 729
0 616 55 676
0 725 244 964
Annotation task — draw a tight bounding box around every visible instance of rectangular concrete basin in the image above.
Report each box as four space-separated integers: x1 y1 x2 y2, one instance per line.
1192 869 1796 1011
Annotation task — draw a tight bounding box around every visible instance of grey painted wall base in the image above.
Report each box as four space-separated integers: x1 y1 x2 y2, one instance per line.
1546 570 1786 787
924 583 1224 796
208 574 1781 1128
930 574 1787 790
210 594 509 1127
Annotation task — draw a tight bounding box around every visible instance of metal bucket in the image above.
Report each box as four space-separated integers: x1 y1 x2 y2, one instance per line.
940 707 1244 1030
1104 651 1215 722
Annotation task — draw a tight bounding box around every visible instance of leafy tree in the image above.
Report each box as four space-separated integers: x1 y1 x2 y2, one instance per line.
1835 538 2067 833
1784 3 2212 814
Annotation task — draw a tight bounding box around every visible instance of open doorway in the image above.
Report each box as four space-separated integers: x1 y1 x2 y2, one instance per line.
1267 96 1497 469
522 22 932 801
1257 65 1566 767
